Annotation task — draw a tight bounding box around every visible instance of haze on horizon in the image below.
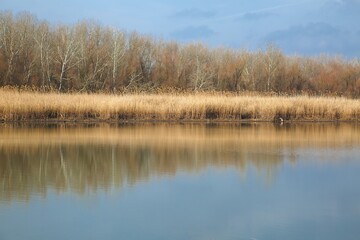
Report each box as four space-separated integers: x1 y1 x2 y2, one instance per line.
1 0 360 58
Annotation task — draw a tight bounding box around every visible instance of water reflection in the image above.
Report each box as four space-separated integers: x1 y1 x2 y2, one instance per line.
0 123 359 202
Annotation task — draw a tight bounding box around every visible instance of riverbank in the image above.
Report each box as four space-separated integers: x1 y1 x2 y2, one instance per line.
0 89 359 122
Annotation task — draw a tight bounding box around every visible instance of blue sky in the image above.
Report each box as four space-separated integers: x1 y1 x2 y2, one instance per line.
2 0 360 57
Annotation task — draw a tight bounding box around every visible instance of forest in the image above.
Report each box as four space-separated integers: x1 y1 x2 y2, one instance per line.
1 11 360 96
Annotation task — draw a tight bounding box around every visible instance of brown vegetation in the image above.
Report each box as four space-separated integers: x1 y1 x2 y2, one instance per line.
0 88 360 122
1 11 360 96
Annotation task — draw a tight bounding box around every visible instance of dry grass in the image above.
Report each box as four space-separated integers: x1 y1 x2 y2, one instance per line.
0 88 360 121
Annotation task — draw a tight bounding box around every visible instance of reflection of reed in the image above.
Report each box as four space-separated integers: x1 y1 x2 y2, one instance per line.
1 123 359 148
0 123 359 202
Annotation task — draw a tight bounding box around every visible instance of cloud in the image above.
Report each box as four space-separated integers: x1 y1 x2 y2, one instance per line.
324 0 360 12
332 0 360 6
171 9 216 19
236 11 274 21
209 1 310 23
266 22 340 40
171 25 215 40
263 22 360 57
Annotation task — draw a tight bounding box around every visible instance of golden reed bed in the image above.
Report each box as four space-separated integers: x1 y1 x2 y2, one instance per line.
0 89 360 121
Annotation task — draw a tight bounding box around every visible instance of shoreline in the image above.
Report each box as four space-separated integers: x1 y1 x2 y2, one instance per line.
1 89 360 122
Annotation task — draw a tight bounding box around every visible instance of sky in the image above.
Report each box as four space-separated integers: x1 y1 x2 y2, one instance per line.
1 0 360 57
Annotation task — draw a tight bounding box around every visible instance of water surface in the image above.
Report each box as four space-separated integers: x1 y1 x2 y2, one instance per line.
0 123 360 240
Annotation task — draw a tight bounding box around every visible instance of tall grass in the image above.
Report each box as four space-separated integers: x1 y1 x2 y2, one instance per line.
0 88 359 121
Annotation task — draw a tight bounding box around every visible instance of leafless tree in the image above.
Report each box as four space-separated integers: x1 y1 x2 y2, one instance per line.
0 12 30 85
17 12 37 86
1 11 360 96
34 21 51 88
190 45 215 91
243 52 261 91
75 22 110 92
110 28 127 92
54 25 80 91
263 44 283 91
139 38 156 86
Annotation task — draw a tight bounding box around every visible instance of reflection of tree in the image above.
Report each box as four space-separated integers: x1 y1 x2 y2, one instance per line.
0 123 359 202
0 142 284 202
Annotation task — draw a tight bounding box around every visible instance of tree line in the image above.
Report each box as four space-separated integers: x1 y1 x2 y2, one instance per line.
1 11 360 96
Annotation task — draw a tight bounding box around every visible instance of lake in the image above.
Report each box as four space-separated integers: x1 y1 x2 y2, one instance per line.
0 123 360 240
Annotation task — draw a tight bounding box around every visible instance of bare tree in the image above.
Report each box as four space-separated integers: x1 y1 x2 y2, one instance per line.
214 48 249 91
54 25 80 91
139 38 156 86
110 29 127 92
190 46 215 91
0 12 30 85
17 12 37 86
1 10 360 96
75 22 110 92
123 71 143 92
0 12 16 84
243 52 261 91
34 21 51 88
263 44 283 91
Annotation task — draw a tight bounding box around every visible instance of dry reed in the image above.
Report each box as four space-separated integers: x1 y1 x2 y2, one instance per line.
0 88 359 122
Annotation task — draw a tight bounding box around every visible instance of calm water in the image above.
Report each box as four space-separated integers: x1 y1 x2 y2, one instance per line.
0 123 360 240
